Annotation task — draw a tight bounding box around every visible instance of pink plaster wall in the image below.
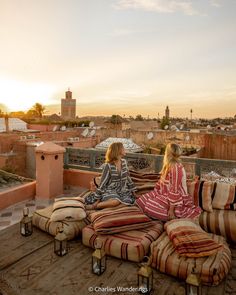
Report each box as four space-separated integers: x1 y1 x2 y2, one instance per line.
0 181 36 210
64 169 100 189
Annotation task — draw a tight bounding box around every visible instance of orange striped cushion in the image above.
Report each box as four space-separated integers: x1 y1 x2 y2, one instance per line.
90 206 154 234
199 209 236 243
165 219 223 257
82 221 163 262
150 231 231 286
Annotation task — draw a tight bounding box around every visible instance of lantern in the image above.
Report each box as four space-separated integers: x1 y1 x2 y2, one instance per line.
137 256 153 294
20 207 33 236
92 239 106 275
185 267 202 295
54 226 68 256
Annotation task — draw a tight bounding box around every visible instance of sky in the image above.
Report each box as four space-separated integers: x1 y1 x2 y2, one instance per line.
0 0 236 118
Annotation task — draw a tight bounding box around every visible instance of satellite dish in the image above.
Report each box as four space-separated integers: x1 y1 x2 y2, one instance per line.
185 135 190 141
180 124 184 130
89 121 95 128
52 126 57 132
170 125 178 131
61 126 66 131
89 130 96 137
81 123 85 127
207 125 211 129
81 128 89 137
164 125 169 130
147 132 154 140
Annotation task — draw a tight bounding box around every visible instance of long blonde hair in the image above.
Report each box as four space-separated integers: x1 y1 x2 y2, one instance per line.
105 142 124 163
160 143 182 178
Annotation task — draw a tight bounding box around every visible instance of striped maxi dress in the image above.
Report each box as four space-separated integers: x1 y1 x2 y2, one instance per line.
136 163 202 221
85 159 136 205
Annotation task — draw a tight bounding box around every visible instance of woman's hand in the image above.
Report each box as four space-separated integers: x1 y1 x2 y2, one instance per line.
167 205 176 220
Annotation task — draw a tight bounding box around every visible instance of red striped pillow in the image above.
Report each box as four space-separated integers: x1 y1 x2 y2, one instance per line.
164 219 223 257
90 206 154 234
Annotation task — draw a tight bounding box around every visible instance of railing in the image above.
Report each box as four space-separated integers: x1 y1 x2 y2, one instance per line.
64 147 236 179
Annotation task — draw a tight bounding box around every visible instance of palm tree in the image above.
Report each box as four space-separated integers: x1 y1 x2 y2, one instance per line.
32 103 45 119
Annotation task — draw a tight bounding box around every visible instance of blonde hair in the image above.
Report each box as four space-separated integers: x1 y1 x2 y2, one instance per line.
160 143 182 178
105 142 124 163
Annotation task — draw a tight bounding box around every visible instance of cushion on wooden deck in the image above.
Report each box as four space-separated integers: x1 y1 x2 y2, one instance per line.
50 197 86 222
165 219 223 257
82 221 163 262
90 205 154 234
150 232 231 286
199 209 236 243
33 205 90 240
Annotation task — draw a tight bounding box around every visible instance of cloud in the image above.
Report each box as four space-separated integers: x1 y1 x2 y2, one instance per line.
113 0 200 15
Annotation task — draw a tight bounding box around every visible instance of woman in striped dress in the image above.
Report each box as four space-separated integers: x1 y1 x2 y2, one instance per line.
136 143 201 221
85 142 136 209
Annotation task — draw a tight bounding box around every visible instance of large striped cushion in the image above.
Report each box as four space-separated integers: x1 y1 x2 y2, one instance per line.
212 182 236 210
187 180 214 212
199 209 236 243
32 205 90 240
90 206 154 234
50 197 86 222
82 221 163 262
165 219 223 257
150 232 231 286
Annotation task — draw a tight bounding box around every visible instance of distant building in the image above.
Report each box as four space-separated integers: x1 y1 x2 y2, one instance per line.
61 89 76 120
165 106 170 119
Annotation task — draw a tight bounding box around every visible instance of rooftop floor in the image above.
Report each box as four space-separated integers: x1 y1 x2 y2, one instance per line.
0 224 236 294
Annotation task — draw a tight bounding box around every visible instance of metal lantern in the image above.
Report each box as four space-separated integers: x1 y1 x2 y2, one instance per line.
20 207 33 236
185 267 202 295
92 239 106 275
54 226 68 256
137 256 153 294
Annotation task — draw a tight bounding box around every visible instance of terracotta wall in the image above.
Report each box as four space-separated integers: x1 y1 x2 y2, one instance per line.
64 169 100 189
28 124 59 132
0 181 36 210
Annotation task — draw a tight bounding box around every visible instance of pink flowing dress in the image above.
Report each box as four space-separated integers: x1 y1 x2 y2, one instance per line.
136 163 201 221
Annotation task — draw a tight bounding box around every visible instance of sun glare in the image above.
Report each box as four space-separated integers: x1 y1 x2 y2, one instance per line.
0 78 55 112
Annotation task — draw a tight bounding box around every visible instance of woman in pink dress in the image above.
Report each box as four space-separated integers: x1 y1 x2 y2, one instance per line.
136 143 201 221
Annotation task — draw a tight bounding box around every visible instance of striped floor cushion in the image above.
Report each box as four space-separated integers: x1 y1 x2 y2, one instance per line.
199 209 236 244
82 221 163 262
33 205 90 240
150 232 231 286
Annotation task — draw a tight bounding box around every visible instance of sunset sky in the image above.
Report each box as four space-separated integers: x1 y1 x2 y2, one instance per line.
0 0 236 118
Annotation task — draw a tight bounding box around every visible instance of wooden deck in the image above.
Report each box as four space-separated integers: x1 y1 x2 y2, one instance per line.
0 224 235 295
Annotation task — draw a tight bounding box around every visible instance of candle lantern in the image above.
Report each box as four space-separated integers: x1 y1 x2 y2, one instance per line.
137 256 153 294
92 239 106 275
185 267 202 295
20 207 33 236
54 226 68 256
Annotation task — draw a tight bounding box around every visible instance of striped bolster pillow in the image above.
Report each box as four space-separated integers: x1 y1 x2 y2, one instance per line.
212 182 236 210
164 218 223 257
90 206 154 234
50 197 86 222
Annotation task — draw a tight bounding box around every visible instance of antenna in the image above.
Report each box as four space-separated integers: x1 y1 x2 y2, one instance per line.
53 126 57 132
81 128 89 137
147 132 154 140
